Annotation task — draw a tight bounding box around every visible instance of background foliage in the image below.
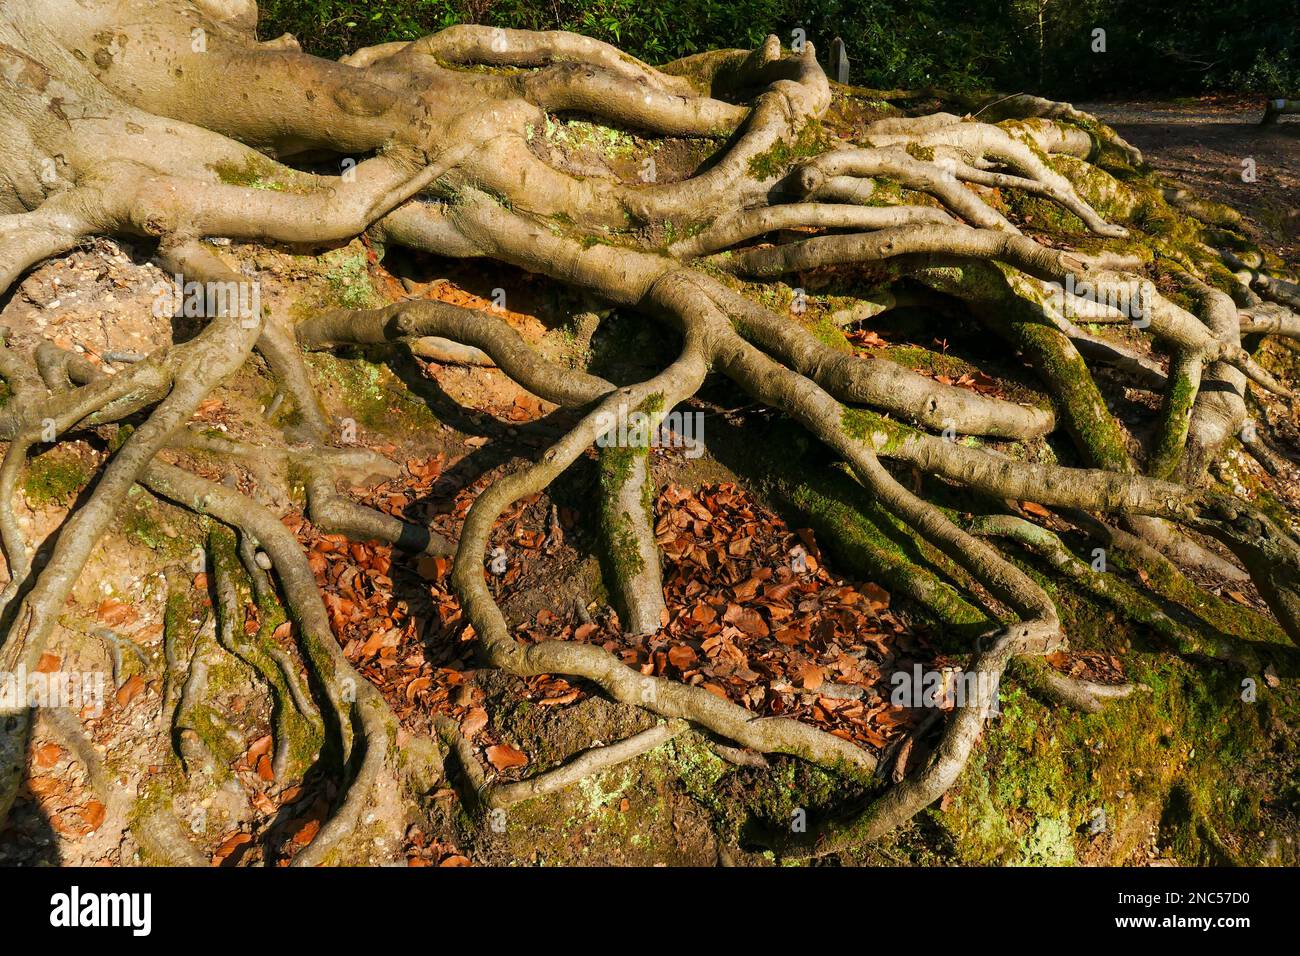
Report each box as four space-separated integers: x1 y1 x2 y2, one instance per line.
257 0 1297 96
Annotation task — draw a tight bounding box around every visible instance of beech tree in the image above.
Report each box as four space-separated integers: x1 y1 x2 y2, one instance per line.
0 0 1297 863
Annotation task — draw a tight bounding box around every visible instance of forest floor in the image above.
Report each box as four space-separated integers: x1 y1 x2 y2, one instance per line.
0 96 1297 867
1081 95 1299 263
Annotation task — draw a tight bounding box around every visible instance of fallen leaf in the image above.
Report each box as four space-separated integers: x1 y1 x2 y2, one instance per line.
245 734 273 762
539 689 581 707
859 582 890 610
80 800 106 831
115 674 145 709
33 743 64 770
292 819 321 847
416 555 449 581
667 645 698 670
461 707 488 737
797 664 824 691
486 744 528 771
212 832 253 866
722 604 768 638
406 676 432 702
96 599 137 627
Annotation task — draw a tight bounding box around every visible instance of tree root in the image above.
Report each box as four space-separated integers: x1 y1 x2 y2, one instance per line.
140 462 440 866
436 715 687 811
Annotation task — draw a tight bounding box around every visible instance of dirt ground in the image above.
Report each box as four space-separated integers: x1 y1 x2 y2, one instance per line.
1081 95 1300 264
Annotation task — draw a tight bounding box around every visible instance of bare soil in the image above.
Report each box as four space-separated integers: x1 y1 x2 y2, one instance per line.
1081 95 1300 264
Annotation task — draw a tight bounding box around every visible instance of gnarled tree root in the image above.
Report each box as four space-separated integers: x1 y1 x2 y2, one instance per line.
1 1 1297 862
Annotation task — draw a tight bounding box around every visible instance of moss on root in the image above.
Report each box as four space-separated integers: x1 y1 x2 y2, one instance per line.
207 526 324 779
942 262 1134 472
596 393 663 588
937 649 1294 865
23 446 93 507
305 350 439 437
746 120 832 181
691 407 1298 865
207 156 299 193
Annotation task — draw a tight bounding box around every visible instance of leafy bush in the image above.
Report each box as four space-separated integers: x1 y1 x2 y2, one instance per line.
255 0 1298 96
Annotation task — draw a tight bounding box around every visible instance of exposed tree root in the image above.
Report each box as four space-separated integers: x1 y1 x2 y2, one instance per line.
1 0 1298 862
436 715 688 811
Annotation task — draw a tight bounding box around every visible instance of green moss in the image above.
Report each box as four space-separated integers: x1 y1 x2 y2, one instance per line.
862 177 904 207
1049 154 1138 220
746 121 831 181
840 405 911 454
576 766 639 814
544 115 643 159
1017 812 1077 865
127 777 186 865
597 442 634 495
596 391 666 596
598 395 660 587
207 526 324 778
755 758 852 823
23 447 92 507
1023 322 1131 471
119 491 195 558
604 511 646 579
945 263 1133 472
932 555 1295 867
307 351 439 436
321 250 380 310
208 156 298 193
1005 192 1088 236
1114 546 1288 645
653 731 873 849
662 734 728 800
1148 363 1198 478
809 316 853 352
706 407 1296 865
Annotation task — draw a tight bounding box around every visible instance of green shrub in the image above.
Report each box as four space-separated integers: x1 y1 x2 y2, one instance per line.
255 0 1298 97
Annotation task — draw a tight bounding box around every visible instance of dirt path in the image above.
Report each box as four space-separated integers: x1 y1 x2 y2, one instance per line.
1081 95 1299 264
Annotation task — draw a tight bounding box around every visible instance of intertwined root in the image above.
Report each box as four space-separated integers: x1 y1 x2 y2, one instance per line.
1 0 1298 862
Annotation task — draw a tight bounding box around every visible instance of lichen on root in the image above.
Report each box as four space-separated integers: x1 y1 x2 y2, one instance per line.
1 0 1298 863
